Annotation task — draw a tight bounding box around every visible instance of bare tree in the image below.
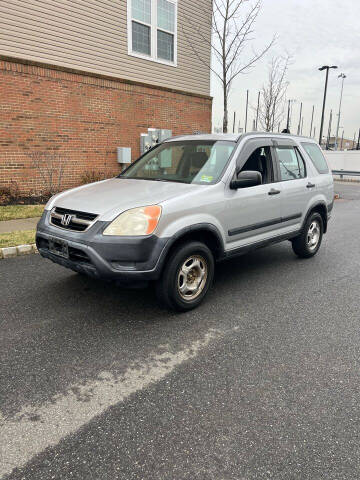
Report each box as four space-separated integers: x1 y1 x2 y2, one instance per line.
257 55 290 132
183 0 275 132
30 151 66 195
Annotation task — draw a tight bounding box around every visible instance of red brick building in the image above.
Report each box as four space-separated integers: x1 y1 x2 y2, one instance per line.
0 0 212 195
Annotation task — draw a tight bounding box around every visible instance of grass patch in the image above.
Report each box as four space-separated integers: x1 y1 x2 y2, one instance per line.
0 230 36 248
0 205 44 221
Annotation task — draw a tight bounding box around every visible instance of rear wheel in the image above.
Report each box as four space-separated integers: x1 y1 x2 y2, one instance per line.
292 212 323 258
156 241 214 312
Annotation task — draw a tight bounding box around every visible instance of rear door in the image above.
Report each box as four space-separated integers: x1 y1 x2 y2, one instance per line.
272 140 311 230
223 138 283 250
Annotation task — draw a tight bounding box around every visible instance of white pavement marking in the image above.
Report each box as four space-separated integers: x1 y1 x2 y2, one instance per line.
0 328 222 478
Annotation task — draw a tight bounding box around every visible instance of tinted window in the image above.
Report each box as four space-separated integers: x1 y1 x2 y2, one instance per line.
276 146 306 181
121 141 235 185
301 142 329 174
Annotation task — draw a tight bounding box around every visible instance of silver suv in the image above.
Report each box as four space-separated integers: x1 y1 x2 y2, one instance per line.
36 133 334 311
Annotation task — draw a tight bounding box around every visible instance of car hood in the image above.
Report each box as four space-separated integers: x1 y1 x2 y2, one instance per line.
47 178 204 221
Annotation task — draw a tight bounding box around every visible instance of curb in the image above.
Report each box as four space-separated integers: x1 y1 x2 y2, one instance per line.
0 243 38 259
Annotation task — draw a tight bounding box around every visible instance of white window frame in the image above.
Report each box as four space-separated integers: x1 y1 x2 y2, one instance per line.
127 0 178 67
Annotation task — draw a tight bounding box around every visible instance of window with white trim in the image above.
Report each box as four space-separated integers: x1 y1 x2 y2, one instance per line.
128 0 177 65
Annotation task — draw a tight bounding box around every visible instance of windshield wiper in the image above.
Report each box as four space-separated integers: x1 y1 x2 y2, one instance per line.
151 178 188 183
119 177 187 184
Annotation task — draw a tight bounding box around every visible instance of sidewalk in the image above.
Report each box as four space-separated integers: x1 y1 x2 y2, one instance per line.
0 217 40 234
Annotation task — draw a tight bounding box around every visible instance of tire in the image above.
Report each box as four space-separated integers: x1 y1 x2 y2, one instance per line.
291 212 323 258
156 241 215 312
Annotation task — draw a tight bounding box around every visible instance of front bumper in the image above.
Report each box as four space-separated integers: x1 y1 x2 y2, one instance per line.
36 211 169 285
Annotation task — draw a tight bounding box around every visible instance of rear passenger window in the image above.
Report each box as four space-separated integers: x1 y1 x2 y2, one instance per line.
276 146 306 181
301 142 329 174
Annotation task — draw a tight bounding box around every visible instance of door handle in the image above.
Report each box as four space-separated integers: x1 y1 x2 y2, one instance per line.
268 188 281 195
306 182 316 188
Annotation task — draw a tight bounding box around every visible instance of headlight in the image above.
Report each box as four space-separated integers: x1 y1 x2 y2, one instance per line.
103 205 162 236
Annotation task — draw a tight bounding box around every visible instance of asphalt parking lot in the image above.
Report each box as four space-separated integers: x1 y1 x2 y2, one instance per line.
1 181 360 479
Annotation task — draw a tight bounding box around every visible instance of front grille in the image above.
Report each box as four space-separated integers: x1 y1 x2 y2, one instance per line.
50 207 98 232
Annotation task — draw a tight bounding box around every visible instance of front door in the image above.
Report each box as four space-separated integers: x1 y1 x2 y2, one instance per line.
223 139 283 251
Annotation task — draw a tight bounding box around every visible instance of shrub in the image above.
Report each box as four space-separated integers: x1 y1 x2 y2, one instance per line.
30 151 66 196
0 182 20 206
80 170 108 185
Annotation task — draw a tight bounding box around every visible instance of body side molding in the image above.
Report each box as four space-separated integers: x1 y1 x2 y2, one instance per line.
228 213 302 237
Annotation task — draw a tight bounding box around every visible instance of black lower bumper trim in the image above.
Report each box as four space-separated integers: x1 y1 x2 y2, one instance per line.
39 248 99 278
36 213 169 284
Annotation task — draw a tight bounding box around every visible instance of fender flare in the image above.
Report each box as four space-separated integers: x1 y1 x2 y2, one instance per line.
156 223 225 272
301 201 329 233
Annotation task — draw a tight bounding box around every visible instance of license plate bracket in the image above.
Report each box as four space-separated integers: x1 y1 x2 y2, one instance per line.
48 237 69 259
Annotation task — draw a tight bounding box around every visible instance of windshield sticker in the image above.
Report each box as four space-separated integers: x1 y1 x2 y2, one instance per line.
200 175 213 183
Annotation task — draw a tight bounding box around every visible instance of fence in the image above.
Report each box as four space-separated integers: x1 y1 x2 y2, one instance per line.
324 151 360 181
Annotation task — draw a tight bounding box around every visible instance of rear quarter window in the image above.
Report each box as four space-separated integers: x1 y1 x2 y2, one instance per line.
301 142 329 174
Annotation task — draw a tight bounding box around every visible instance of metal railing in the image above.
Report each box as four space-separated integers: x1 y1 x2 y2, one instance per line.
332 170 360 178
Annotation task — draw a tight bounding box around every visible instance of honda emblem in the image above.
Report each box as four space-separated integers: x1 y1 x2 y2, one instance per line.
61 214 73 226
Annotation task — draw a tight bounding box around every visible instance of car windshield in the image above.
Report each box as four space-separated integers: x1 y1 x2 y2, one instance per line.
119 140 236 185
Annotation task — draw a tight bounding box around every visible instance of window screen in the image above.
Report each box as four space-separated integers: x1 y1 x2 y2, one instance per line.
132 21 151 56
157 30 174 61
157 0 175 31
132 0 151 23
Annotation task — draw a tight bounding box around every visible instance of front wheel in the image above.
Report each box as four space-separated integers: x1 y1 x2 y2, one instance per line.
291 212 323 258
155 241 214 312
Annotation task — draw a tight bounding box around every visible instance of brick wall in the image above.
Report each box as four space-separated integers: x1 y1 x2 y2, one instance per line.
0 59 212 195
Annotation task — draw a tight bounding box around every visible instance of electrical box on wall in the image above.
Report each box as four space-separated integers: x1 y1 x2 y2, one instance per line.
117 147 131 164
140 133 152 155
140 127 172 154
159 129 172 142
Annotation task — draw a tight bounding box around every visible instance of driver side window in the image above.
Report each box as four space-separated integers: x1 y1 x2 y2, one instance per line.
240 146 274 185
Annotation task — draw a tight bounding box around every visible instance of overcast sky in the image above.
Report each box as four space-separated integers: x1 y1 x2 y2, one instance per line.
211 0 360 142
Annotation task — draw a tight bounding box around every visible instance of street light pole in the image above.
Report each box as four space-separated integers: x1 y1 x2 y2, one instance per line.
245 90 249 133
326 109 333 150
335 73 346 150
297 102 303 135
310 105 314 138
286 99 296 132
255 91 260 131
286 99 291 131
318 65 338 146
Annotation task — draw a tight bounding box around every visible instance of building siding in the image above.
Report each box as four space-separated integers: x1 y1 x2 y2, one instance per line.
0 59 212 194
0 0 212 96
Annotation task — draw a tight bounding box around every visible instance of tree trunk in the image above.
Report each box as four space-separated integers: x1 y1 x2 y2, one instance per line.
223 83 228 133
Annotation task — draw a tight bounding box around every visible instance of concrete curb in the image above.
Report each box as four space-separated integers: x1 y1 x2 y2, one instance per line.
0 243 38 259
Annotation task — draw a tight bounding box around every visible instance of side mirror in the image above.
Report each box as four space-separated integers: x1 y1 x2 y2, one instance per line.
230 170 262 189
